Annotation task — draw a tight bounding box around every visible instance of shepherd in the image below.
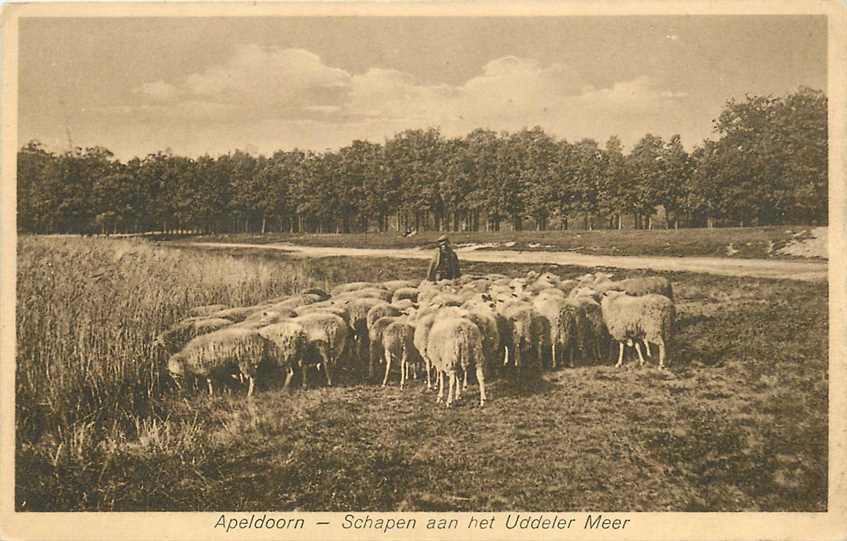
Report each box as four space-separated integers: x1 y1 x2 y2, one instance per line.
426 234 461 281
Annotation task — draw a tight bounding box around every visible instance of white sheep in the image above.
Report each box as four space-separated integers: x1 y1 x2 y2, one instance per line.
368 315 404 379
188 304 229 317
154 316 234 354
381 320 418 389
342 297 386 365
426 317 487 407
532 296 578 369
391 287 419 304
412 312 439 390
600 291 675 369
291 312 349 387
367 303 403 332
236 308 296 329
498 300 548 373
382 279 420 291
209 305 270 323
167 327 268 397
330 281 377 296
257 321 309 390
335 287 393 302
598 276 674 300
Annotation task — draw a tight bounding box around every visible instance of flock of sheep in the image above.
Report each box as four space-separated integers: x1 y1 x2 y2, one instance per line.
158 270 675 407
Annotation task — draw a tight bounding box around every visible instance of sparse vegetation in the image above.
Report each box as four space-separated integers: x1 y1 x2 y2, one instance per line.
187 225 827 260
16 237 827 512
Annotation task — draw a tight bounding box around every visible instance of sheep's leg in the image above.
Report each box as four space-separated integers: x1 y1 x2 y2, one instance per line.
320 350 333 387
656 338 666 369
247 375 255 397
569 342 575 368
476 364 487 407
644 341 652 358
634 341 647 367
207 378 214 396
503 345 509 366
462 367 469 391
382 346 392 387
282 367 295 391
425 356 432 390
400 352 407 390
551 342 557 369
514 345 522 375
446 370 455 407
436 370 444 403
615 342 625 368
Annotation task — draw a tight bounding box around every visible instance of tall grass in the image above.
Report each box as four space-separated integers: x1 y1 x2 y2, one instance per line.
16 236 321 452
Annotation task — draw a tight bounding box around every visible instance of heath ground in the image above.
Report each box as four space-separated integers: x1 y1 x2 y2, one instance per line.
15 236 827 512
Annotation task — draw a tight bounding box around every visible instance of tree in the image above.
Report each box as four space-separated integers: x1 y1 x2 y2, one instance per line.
17 140 53 233
600 136 631 230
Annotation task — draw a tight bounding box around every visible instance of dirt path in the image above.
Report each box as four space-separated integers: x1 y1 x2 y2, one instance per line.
189 242 827 282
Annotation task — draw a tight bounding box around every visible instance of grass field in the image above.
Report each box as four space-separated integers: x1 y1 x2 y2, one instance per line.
15 237 828 512
187 225 826 260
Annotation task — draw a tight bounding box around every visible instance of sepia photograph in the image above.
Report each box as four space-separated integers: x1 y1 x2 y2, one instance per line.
1 2 845 539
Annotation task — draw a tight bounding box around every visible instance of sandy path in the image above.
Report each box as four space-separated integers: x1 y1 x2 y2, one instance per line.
189 242 827 282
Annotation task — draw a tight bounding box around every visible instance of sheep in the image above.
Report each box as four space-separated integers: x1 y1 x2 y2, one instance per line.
368 315 403 379
428 293 464 308
236 308 296 329
558 279 578 295
330 281 377 296
335 287 393 302
257 321 309 390
391 298 416 311
526 272 561 294
426 318 487 407
412 312 439 390
532 297 578 369
209 305 269 323
294 301 350 325
367 303 403 332
188 304 229 317
342 297 386 365
498 300 548 373
463 306 502 375
382 279 420 291
600 291 675 369
391 287 419 304
264 294 319 313
154 316 234 354
302 287 330 301
381 320 418 389
598 276 674 300
535 287 566 300
167 327 268 397
570 295 607 363
290 312 349 387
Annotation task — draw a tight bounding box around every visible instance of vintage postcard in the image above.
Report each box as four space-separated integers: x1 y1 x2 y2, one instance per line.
1 1 845 540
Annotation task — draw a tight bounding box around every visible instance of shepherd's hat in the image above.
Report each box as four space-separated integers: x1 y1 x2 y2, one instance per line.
437 234 449 244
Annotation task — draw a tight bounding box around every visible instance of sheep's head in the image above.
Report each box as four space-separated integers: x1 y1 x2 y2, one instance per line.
594 272 614 283
602 290 626 301
167 354 186 376
538 272 559 283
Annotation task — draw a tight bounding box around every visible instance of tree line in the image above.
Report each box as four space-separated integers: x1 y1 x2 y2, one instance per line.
17 87 827 235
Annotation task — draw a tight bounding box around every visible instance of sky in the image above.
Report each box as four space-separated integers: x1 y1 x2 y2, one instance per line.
19 16 826 160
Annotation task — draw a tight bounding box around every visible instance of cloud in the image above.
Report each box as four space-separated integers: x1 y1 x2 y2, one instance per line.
112 45 688 148
135 80 180 102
